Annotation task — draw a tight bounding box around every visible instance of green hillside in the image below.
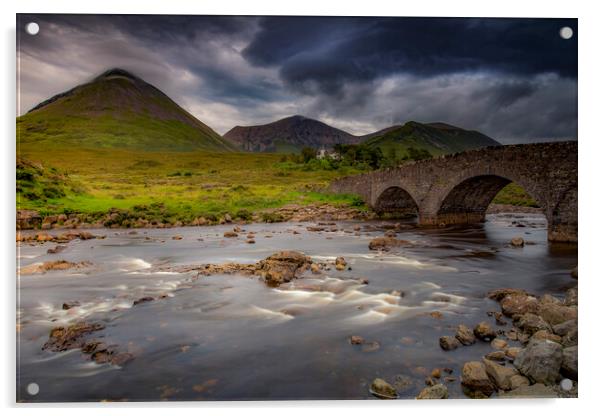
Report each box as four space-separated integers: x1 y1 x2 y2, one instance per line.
17 68 236 152
363 121 500 158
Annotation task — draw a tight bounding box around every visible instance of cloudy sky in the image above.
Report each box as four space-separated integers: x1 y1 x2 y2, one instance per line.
17 14 577 143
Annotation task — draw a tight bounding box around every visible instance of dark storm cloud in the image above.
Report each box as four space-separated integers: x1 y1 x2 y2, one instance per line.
244 17 577 93
17 14 577 142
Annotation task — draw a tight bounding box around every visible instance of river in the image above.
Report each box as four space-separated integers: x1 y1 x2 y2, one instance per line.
16 212 577 402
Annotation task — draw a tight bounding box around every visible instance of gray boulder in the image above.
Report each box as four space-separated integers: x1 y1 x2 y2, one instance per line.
561 346 578 380
514 339 563 385
499 383 557 398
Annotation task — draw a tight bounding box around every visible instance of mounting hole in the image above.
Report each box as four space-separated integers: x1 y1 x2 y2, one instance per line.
559 26 573 40
25 22 40 36
560 378 573 391
26 382 39 396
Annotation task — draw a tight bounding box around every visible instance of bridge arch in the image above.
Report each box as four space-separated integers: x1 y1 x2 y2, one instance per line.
429 173 546 226
373 185 419 217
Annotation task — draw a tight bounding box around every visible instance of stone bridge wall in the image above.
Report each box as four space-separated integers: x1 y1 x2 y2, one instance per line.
329 141 577 243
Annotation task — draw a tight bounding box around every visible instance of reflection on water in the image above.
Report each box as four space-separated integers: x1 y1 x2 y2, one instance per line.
16 213 577 401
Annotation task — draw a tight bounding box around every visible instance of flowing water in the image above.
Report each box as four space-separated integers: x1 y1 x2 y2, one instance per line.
16 213 577 402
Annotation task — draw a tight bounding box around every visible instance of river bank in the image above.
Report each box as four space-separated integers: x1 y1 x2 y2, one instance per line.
17 203 540 231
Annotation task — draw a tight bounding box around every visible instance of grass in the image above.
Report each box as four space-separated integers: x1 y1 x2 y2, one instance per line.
17 143 536 225
17 144 366 223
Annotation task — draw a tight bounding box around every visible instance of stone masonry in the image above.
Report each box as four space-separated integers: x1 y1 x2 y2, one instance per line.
328 142 577 243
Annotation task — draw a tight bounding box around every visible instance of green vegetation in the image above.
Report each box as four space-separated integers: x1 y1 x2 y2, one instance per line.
16 144 366 223
17 69 236 152
277 144 432 172
364 121 499 158
492 183 539 207
17 158 86 204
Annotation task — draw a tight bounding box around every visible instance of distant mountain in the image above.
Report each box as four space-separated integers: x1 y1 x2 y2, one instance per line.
18 68 236 152
223 115 361 152
223 115 499 155
362 121 500 157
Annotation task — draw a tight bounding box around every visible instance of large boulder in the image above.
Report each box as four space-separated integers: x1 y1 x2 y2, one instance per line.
256 251 312 286
561 346 578 380
416 384 448 399
499 383 557 398
538 303 577 326
461 361 495 397
516 313 552 335
500 294 540 318
482 358 518 391
514 339 563 385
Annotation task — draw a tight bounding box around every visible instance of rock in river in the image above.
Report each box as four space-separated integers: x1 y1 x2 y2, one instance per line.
416 384 448 399
500 294 539 318
516 313 552 335
482 358 518 391
370 378 397 399
455 324 476 345
487 288 529 301
19 260 93 275
439 336 460 351
42 322 105 352
514 339 563 385
256 251 312 286
473 321 496 341
510 236 525 247
335 256 347 271
538 302 577 326
461 361 495 397
368 237 410 251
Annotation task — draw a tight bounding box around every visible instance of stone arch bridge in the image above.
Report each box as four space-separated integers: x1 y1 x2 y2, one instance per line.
328 141 577 243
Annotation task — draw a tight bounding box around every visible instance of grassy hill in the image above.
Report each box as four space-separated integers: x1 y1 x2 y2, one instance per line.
17 68 236 152
363 121 500 158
